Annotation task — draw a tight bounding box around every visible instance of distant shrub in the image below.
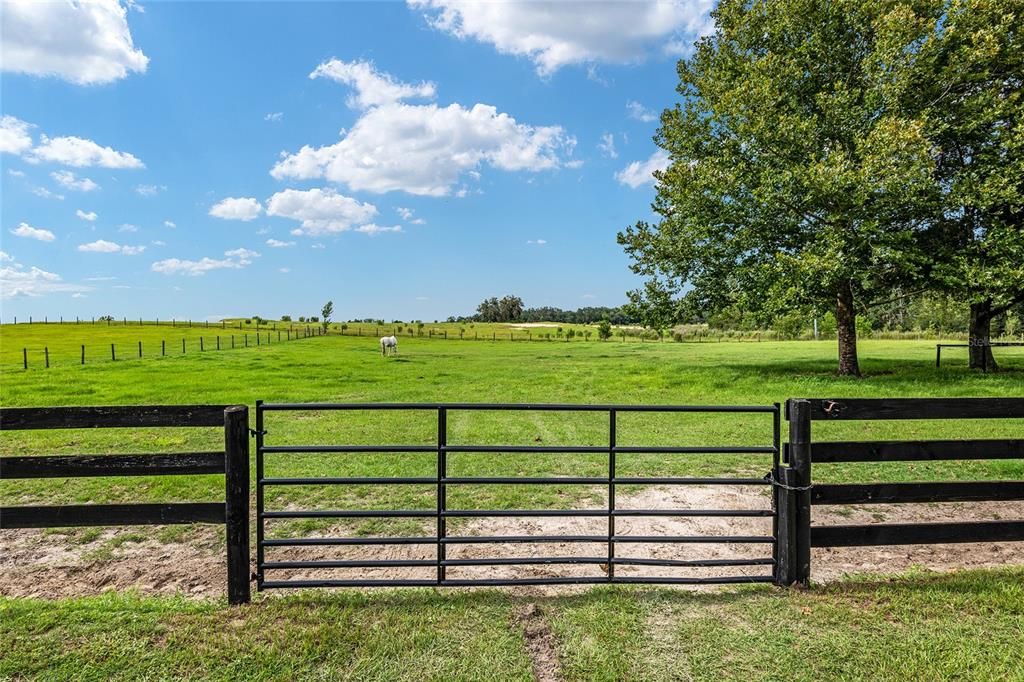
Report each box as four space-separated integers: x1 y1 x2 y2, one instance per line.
673 332 684 342
597 320 612 340
298 316 306 322
281 315 292 322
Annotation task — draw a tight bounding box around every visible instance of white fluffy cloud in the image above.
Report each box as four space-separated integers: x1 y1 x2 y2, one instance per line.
0 116 33 154
77 239 145 255
266 238 295 248
1 0 149 85
408 0 713 76
30 135 144 168
273 101 575 196
52 170 100 192
1 263 88 298
397 207 426 225
527 238 547 245
152 248 259 276
616 149 670 188
10 222 56 242
163 220 176 228
266 188 378 236
209 197 263 221
598 133 618 159
311 59 436 109
355 224 402 235
76 209 98 222
265 112 283 122
627 100 658 123
135 184 164 196
0 251 14 262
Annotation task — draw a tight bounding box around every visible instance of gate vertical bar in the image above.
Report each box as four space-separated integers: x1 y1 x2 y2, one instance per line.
788 399 812 585
608 408 616 582
770 403 783 582
255 400 265 591
224 406 250 604
437 407 447 584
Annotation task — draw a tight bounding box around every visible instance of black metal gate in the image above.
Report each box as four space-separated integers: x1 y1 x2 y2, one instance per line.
255 402 780 589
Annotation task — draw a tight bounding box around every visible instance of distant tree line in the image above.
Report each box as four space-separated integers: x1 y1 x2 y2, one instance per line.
444 295 639 324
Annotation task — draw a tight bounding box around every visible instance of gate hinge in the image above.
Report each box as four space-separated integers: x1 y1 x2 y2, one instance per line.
249 428 267 437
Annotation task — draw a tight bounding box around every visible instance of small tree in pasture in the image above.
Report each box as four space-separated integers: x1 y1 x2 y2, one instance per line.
321 301 333 331
281 315 292 322
597 320 612 341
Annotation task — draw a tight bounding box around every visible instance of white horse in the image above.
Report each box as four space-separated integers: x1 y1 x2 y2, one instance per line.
380 335 398 356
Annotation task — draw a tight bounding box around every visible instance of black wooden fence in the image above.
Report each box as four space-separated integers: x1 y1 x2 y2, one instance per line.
0 405 251 604
776 397 1024 585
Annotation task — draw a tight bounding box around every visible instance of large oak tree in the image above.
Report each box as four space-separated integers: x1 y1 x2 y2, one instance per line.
619 0 945 375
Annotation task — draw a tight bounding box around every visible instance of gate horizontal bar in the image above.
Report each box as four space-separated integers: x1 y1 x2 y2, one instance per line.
259 402 778 413
260 444 775 455
262 508 773 519
259 476 770 486
263 559 436 569
261 534 775 546
260 575 777 589
261 445 436 454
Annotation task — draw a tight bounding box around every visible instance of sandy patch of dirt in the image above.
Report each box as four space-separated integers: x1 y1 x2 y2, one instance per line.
2 486 1022 599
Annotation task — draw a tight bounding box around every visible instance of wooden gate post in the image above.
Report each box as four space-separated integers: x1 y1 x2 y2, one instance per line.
786 399 812 585
224 406 250 605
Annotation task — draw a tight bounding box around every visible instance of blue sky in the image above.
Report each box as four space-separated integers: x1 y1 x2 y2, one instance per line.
1 1 711 322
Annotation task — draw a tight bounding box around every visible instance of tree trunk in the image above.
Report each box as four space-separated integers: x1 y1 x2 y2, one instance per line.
969 299 997 371
836 282 861 377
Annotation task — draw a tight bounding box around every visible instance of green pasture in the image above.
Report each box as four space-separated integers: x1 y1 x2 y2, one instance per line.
1 332 1022 524
2 567 1022 680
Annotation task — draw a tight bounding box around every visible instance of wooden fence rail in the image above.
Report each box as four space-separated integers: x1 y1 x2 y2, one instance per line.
0 404 250 604
776 397 1024 585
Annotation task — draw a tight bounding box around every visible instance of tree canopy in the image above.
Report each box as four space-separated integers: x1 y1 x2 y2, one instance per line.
619 0 1022 375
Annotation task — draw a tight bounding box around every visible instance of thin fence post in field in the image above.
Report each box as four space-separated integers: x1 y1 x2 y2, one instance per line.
287 330 290 341
162 340 166 357
30 316 33 324
217 336 221 350
182 338 186 354
189 320 192 328
111 343 116 361
81 345 85 365
138 341 142 358
245 334 248 347
278 331 281 342
23 348 27 370
123 317 126 326
224 405 251 605
201 337 204 352
44 347 49 368
257 333 260 346
231 335 235 349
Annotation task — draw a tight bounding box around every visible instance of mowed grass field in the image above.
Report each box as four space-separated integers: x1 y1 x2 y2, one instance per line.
2 329 1023 679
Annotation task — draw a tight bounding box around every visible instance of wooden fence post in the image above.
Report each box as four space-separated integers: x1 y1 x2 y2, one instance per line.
81 345 85 365
162 340 166 357
44 347 49 368
783 399 812 585
138 341 142 358
23 348 27 370
111 344 116 361
224 405 250 605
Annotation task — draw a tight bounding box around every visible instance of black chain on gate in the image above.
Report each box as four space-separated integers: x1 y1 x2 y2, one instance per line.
249 428 267 437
